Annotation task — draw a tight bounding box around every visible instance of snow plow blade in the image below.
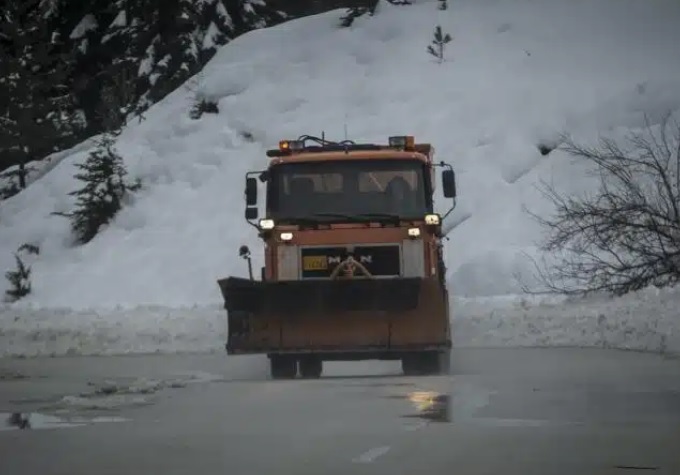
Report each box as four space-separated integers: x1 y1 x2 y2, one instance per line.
217 277 422 315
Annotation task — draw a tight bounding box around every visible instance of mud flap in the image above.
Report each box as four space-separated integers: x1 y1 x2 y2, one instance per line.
217 277 422 316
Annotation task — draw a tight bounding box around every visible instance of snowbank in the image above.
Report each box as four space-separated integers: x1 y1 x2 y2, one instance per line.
1 0 679 309
1 285 678 358
0 0 679 358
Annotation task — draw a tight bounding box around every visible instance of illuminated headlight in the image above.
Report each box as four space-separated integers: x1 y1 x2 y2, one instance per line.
280 232 293 241
259 219 275 230
407 227 421 238
424 214 440 226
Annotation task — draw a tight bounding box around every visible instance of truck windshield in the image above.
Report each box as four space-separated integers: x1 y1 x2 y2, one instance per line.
266 159 431 222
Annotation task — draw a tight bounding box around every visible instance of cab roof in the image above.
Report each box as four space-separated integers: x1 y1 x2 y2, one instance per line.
269 149 430 165
266 137 434 166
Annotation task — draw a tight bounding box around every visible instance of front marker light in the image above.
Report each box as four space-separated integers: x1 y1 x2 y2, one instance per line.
259 219 275 230
424 214 440 226
408 227 421 238
280 232 293 241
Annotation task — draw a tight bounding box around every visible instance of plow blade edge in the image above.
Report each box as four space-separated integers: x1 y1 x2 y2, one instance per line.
217 277 422 315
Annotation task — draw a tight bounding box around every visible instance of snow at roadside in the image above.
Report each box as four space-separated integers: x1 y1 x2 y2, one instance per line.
0 0 679 357
1 285 678 357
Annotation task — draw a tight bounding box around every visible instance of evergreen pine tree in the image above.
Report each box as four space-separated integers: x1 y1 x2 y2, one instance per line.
0 167 26 200
339 1 410 28
427 25 452 64
54 132 141 245
0 0 82 193
4 244 40 302
339 3 377 28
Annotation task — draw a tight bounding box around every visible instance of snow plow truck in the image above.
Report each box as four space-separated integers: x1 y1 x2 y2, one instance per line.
217 135 457 379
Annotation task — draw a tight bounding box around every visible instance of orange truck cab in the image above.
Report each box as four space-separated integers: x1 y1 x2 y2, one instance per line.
218 135 457 379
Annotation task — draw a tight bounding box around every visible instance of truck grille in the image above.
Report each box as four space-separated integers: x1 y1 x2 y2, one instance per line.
300 245 400 279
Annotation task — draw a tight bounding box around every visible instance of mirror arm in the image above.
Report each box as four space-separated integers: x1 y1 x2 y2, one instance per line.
442 197 456 220
432 161 457 225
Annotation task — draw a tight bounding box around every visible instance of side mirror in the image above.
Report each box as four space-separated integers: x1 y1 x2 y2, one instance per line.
442 169 456 198
238 245 254 280
239 245 251 259
245 177 257 206
245 207 258 220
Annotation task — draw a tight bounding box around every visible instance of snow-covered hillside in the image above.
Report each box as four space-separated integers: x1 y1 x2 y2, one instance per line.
1 0 680 356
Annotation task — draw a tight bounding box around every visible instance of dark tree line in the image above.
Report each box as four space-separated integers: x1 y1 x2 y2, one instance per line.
0 0 415 198
0 0 290 183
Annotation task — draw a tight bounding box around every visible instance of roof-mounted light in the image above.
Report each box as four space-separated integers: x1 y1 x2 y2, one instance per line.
279 140 304 152
389 135 415 150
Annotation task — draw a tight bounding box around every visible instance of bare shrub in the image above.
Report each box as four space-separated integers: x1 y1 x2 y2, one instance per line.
526 112 680 296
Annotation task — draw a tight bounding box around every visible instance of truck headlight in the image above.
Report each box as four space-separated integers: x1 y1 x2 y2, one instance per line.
259 219 275 230
280 232 293 241
408 227 421 238
424 214 440 225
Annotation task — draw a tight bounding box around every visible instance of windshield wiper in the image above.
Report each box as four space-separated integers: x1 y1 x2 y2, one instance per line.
311 212 367 222
280 217 323 225
354 213 402 223
304 212 403 223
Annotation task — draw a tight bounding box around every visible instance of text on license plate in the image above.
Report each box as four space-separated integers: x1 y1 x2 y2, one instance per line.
303 256 327 271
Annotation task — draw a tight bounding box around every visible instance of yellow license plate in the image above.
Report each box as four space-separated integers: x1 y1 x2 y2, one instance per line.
303 256 328 271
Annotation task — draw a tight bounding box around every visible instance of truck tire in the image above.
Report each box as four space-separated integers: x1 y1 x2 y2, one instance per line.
299 356 323 379
402 351 450 376
270 355 297 379
401 353 432 376
438 350 451 375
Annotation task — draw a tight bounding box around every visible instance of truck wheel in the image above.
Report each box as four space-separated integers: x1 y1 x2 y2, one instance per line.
423 351 451 375
270 355 297 379
437 350 451 375
402 351 449 376
299 356 323 379
401 354 427 376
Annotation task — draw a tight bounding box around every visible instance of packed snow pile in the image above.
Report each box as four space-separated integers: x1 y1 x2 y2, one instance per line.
1 0 679 357
1 285 678 357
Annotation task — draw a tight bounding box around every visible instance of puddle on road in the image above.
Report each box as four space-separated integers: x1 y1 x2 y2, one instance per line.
2 412 128 431
0 369 29 381
401 391 451 423
352 382 417 387
393 388 574 428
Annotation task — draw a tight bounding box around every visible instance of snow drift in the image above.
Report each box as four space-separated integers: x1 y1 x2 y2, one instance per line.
1 0 679 357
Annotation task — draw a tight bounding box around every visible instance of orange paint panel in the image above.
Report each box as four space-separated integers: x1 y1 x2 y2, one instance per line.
229 278 450 354
280 312 390 350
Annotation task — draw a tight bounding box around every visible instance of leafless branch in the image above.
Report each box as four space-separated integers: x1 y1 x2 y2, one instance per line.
527 112 680 296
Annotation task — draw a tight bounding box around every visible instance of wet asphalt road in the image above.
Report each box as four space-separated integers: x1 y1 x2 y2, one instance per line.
1 348 679 475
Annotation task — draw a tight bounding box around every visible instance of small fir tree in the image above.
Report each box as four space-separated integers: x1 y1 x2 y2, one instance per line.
427 25 452 64
54 133 141 245
4 243 40 302
0 167 24 200
339 6 374 28
189 97 219 120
